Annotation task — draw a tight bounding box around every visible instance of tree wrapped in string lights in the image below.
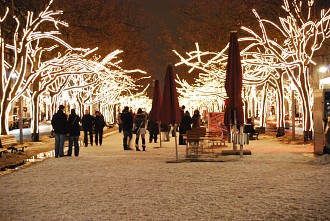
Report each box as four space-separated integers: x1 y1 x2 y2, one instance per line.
173 43 269 120
175 0 330 140
27 49 145 140
241 0 330 140
117 86 151 114
0 0 147 137
0 0 94 134
173 43 228 111
66 50 148 123
175 42 298 136
16 50 101 140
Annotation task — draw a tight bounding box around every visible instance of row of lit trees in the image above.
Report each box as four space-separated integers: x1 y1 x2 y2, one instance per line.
174 0 330 139
0 0 147 137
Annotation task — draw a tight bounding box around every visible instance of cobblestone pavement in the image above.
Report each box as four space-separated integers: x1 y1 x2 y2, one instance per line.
0 132 329 221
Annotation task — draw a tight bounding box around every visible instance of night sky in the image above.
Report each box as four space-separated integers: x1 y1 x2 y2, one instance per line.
137 0 187 81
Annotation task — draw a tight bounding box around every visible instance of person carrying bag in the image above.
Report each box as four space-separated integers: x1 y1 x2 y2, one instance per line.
134 108 147 151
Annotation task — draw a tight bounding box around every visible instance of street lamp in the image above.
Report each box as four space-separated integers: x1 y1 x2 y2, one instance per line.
319 65 330 89
319 65 328 74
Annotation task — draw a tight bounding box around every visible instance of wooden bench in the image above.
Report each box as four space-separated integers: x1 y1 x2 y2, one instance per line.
0 135 27 153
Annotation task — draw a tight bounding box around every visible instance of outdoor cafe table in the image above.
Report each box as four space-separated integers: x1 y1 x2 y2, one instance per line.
183 135 226 159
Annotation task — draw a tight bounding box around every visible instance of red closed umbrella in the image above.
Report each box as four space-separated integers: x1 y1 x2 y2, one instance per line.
160 64 181 160
224 32 244 133
150 80 162 122
160 64 181 125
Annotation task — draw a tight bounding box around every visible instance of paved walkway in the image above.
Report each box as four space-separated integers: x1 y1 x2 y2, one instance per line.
0 132 329 220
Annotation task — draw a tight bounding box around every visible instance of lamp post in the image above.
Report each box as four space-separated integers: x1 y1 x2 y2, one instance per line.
291 83 296 140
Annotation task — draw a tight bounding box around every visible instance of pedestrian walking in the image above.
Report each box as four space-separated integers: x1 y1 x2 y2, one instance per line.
121 106 133 150
67 109 81 156
82 109 94 147
51 105 68 158
134 108 147 151
179 111 192 145
94 111 106 146
147 113 159 143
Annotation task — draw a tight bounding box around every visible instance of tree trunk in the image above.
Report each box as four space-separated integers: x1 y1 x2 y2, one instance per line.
259 84 268 134
0 96 11 135
301 92 313 142
275 76 285 137
244 100 249 121
31 92 40 142
0 21 5 135
299 66 313 142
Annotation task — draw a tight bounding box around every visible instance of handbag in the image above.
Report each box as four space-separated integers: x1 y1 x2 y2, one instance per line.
133 124 142 134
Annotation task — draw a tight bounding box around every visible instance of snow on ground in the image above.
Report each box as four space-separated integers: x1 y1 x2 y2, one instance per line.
0 132 329 221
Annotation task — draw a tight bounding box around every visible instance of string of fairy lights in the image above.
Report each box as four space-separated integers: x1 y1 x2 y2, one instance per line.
174 0 330 134
0 0 148 135
1 0 330 136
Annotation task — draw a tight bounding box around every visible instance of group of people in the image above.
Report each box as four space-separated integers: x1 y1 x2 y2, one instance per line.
51 104 202 156
120 106 149 151
178 105 201 145
119 105 202 150
120 106 167 151
51 105 106 158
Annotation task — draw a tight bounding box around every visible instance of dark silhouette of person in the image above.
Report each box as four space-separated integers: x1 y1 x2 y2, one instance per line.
192 109 201 128
67 109 81 156
179 111 192 145
51 105 68 158
134 108 147 151
82 109 94 147
121 106 133 150
147 112 159 143
94 111 106 146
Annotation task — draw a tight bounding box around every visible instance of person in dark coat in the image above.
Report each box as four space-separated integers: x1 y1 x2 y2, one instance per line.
82 109 94 147
94 111 106 146
121 106 133 150
180 105 185 120
192 109 201 129
134 108 147 151
67 109 81 156
147 112 159 143
179 111 192 145
178 105 186 144
51 105 68 158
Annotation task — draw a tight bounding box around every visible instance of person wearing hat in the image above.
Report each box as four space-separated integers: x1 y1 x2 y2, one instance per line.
51 105 68 158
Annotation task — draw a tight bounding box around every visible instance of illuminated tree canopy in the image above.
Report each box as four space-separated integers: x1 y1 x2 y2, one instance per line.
174 0 330 139
0 0 148 136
